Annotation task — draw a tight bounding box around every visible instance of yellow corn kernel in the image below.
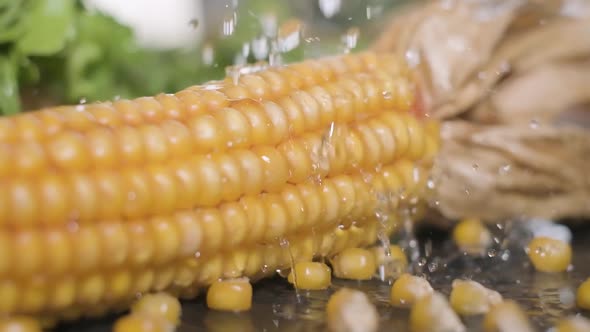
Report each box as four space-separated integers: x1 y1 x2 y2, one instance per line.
0 316 42 332
287 262 331 290
131 292 182 326
372 244 408 271
326 288 378 332
452 218 492 255
206 278 253 312
113 313 173 332
527 236 572 273
390 273 434 308
331 248 377 280
577 278 590 310
483 300 534 332
554 316 590 332
449 279 503 316
409 292 465 332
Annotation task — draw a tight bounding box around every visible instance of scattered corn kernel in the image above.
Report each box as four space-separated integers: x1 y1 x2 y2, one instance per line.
390 273 434 308
449 279 503 316
332 248 377 280
326 288 378 332
554 316 590 332
206 278 253 312
452 218 492 255
113 314 173 332
131 292 182 325
372 244 408 270
527 236 572 273
409 292 466 332
287 262 331 290
576 278 590 310
483 300 534 332
0 316 42 332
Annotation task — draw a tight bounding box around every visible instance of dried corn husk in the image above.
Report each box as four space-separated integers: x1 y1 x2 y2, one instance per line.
373 0 590 222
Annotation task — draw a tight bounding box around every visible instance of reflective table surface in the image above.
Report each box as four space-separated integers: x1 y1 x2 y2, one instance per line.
58 223 590 332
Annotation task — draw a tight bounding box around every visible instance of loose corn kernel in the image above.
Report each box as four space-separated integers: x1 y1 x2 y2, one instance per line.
206 278 253 312
131 292 182 326
0 316 42 332
449 279 503 315
409 292 466 332
113 314 173 332
577 278 590 310
554 316 590 332
372 244 408 274
390 273 434 308
452 218 492 255
483 300 534 332
287 262 331 290
331 248 376 280
527 236 572 273
326 288 378 332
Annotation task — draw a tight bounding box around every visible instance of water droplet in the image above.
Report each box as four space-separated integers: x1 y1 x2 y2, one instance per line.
222 13 237 36
366 1 384 20
341 27 360 51
498 164 511 175
464 188 471 196
559 287 576 307
260 13 278 38
382 91 392 99
202 43 214 65
501 250 510 261
79 98 87 104
529 119 539 129
75 105 85 112
251 36 269 60
277 19 303 53
472 163 479 171
404 48 421 67
242 42 250 58
318 0 342 18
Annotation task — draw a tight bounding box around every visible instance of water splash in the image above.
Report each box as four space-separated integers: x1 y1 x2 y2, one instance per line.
202 43 215 66
341 27 360 53
277 19 303 53
251 36 269 60
318 0 342 19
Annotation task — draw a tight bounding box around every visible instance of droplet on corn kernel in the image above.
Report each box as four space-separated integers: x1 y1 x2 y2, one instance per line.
326 288 378 332
449 279 503 316
331 248 376 280
131 292 181 326
206 278 252 312
409 292 466 332
287 262 331 290
452 218 492 255
526 236 572 273
483 300 534 332
390 273 434 308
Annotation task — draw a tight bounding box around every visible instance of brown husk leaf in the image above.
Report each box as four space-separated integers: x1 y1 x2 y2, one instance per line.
372 0 590 222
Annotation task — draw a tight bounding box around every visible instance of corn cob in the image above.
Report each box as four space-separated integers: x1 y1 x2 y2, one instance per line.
0 51 439 321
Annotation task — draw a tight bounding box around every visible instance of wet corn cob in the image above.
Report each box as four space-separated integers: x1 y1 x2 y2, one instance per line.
0 51 439 321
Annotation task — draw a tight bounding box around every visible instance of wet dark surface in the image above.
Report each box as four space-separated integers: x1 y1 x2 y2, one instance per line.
57 224 590 332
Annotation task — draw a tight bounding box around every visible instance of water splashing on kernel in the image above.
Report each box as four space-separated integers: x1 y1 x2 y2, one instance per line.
341 27 360 53
277 19 303 53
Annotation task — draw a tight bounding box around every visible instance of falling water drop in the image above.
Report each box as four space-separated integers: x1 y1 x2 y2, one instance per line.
318 0 342 18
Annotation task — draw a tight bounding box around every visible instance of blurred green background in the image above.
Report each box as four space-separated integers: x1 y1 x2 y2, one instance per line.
0 0 410 115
